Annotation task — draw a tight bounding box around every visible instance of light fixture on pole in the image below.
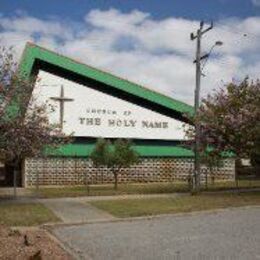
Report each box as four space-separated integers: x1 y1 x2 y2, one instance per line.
200 41 224 77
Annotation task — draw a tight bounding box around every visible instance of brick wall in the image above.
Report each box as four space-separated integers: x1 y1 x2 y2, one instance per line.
24 157 235 187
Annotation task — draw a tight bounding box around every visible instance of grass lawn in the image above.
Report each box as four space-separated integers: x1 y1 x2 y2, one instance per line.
30 182 188 198
90 191 260 218
30 180 260 198
0 203 59 226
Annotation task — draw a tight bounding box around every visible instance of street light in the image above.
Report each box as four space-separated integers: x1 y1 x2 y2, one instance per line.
201 41 224 76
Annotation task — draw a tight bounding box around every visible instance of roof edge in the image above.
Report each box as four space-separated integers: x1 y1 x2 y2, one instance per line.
19 42 194 116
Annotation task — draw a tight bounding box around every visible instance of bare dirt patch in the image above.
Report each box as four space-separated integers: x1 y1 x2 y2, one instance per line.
0 225 72 259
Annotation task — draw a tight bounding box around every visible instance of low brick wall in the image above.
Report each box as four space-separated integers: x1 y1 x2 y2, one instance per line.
23 157 235 187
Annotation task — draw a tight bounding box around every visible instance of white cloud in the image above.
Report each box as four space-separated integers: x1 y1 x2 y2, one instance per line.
252 0 260 7
86 8 149 31
0 9 259 105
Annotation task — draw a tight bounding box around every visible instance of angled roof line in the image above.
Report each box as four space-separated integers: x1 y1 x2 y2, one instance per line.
19 42 194 116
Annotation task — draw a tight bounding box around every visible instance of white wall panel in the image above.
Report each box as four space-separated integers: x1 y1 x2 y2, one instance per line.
32 70 186 140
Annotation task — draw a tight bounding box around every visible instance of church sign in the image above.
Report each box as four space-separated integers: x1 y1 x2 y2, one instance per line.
33 70 185 140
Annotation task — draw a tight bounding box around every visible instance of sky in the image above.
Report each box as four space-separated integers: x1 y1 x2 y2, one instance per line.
0 0 260 104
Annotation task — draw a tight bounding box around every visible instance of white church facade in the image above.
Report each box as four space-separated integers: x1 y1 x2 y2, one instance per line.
17 43 235 187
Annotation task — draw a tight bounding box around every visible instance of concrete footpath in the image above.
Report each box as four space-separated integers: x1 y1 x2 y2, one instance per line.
39 193 183 224
41 199 115 224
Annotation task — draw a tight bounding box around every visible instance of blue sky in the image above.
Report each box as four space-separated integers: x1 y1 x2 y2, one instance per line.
1 0 259 20
0 0 259 104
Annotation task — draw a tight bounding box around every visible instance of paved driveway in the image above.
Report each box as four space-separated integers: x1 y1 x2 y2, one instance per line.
53 207 260 260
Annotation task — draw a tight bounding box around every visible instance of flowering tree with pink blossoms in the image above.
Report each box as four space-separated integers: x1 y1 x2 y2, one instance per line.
185 78 260 181
0 46 70 196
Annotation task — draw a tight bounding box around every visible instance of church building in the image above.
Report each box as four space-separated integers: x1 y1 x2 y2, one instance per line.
15 43 234 187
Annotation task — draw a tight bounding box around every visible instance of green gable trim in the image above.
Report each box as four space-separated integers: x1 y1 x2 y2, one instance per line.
19 43 194 116
46 143 194 158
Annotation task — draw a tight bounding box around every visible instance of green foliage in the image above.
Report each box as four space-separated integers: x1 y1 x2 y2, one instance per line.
90 138 139 189
109 139 139 170
90 138 139 171
90 138 110 167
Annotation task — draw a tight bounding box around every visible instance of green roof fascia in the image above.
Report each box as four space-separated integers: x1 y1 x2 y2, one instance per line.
18 44 36 79
41 142 233 159
2 44 36 120
19 43 194 116
46 143 194 158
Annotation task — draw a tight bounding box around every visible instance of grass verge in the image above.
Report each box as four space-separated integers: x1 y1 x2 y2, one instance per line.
29 182 188 198
0 203 59 226
90 191 260 218
30 180 260 198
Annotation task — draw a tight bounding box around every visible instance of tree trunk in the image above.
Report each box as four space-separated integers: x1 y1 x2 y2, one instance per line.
13 168 17 198
114 171 118 190
36 170 39 197
13 160 19 199
84 170 90 195
12 157 21 199
235 158 241 189
205 170 208 190
191 174 197 194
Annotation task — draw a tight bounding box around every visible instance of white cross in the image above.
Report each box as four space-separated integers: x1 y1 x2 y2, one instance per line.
50 85 74 129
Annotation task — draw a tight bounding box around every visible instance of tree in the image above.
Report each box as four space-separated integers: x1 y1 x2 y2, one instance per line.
90 138 139 190
184 78 260 183
0 46 70 196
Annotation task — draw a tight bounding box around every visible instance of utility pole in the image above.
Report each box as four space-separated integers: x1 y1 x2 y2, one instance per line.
190 21 213 192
